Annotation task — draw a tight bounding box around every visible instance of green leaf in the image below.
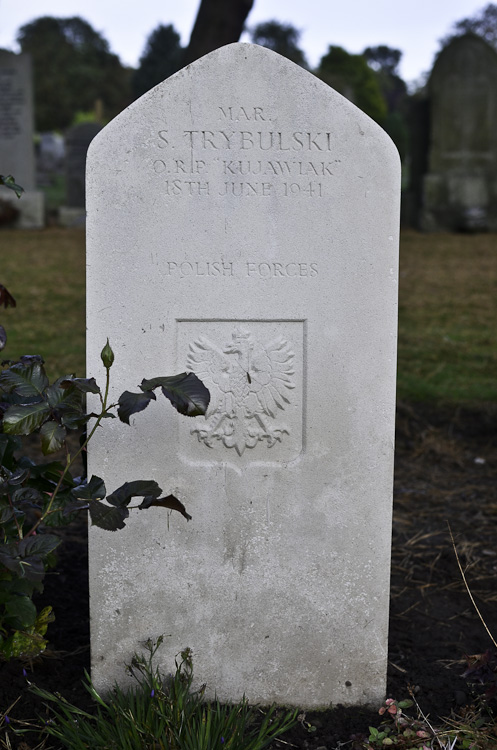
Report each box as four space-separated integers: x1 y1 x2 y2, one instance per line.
0 506 15 523
107 479 161 507
6 467 30 485
140 372 210 417
44 383 66 407
0 174 24 198
60 411 89 430
139 493 192 521
2 401 51 434
18 534 61 558
17 458 66 486
0 544 23 575
0 361 49 398
0 434 21 468
12 486 43 508
46 381 84 414
62 500 89 516
117 389 156 424
35 605 55 636
72 475 106 502
60 376 101 394
3 629 48 659
5 595 37 628
89 501 129 531
40 420 66 454
100 339 114 369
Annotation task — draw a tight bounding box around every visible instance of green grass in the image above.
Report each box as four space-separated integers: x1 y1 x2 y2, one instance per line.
397 231 497 403
0 228 496 403
0 227 85 380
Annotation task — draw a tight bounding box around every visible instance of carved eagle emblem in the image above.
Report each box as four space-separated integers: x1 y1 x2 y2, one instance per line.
186 328 295 455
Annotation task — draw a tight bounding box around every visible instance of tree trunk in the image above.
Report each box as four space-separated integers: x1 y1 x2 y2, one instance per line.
183 0 254 66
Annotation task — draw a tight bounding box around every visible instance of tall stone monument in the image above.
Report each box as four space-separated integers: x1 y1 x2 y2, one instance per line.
87 44 400 707
59 122 102 227
0 51 44 228
421 34 497 231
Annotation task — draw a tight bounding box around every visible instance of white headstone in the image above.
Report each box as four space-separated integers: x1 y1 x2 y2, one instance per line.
0 51 44 228
87 43 400 708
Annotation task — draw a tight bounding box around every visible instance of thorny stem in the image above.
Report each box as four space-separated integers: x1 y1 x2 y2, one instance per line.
7 493 22 538
28 366 112 536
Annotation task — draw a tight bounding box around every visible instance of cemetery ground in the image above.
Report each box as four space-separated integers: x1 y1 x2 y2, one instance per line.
0 228 496 748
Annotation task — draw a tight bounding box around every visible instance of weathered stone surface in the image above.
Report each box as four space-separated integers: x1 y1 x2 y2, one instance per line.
421 34 497 231
87 43 400 708
0 51 44 227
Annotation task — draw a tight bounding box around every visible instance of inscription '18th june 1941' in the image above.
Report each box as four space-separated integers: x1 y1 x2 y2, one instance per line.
152 105 338 198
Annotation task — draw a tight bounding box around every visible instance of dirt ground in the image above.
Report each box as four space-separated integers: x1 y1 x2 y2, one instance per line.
1 401 496 749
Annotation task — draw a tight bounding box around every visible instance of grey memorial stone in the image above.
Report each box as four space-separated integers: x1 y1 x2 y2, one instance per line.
37 132 65 181
59 122 102 227
87 43 400 707
0 51 44 227
421 34 497 231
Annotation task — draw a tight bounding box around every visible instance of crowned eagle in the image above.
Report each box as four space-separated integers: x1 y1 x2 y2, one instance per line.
186 328 295 455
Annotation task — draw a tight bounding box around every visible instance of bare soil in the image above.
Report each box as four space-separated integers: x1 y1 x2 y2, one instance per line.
1 401 496 749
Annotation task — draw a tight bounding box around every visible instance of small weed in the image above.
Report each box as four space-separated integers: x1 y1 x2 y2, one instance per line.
361 697 434 749
29 637 297 749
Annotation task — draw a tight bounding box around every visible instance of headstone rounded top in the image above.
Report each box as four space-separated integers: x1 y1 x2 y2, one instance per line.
430 33 497 87
90 41 399 171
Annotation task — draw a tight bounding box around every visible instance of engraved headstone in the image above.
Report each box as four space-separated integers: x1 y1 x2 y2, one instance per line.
87 43 400 707
59 122 102 226
0 51 44 227
421 34 497 231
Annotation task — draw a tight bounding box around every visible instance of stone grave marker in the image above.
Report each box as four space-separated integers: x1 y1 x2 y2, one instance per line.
0 51 44 227
59 122 102 226
87 43 400 708
421 34 497 231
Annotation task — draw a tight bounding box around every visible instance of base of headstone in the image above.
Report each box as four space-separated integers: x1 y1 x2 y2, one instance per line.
421 172 494 231
58 206 86 228
0 189 44 228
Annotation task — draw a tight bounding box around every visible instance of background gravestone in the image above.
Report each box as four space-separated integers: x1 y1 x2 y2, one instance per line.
59 122 102 227
0 51 44 228
87 43 400 708
36 132 65 187
421 34 497 231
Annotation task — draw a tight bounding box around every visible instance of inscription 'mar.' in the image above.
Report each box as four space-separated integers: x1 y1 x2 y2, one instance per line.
187 328 295 455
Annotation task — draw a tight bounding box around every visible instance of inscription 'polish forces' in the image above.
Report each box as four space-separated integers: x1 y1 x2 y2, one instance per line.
164 261 318 279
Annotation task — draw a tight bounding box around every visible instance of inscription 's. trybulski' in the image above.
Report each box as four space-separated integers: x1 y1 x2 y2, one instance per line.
158 129 333 151
153 104 336 198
